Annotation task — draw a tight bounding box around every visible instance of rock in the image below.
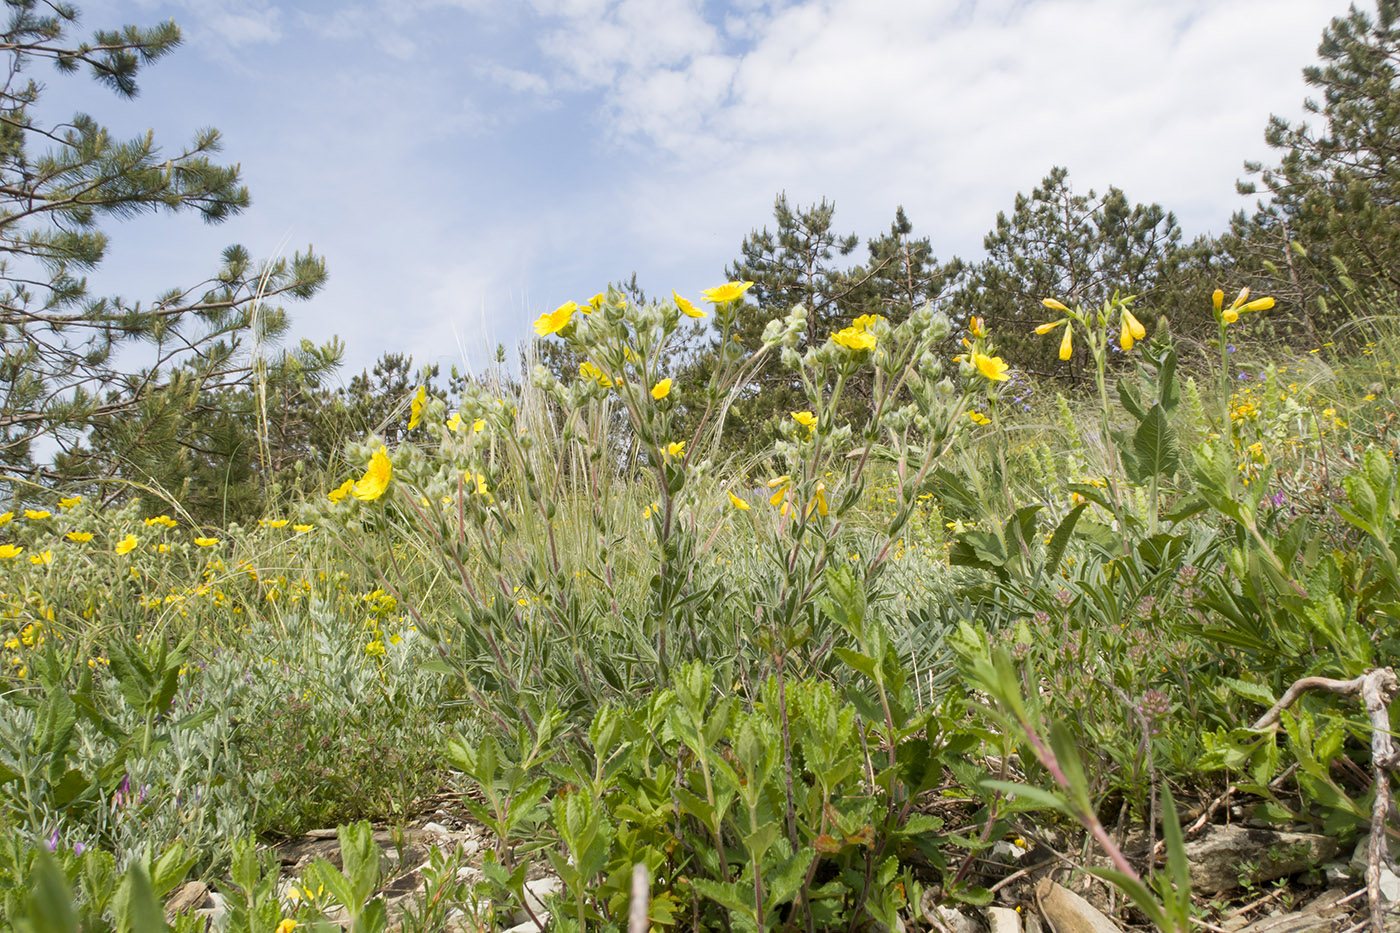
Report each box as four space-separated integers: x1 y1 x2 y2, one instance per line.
1349 833 1400 877
194 890 228 931
1183 825 1338 892
1323 861 1354 886
164 881 210 921
510 876 563 925
501 919 548 933
986 905 1021 933
1035 879 1124 933
1381 866 1400 906
421 821 451 836
933 905 985 933
1024 910 1044 933
1235 911 1335 933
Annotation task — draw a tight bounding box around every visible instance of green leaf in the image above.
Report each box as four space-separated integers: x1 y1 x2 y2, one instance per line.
1133 404 1180 479
113 862 165 933
1044 503 1087 578
979 780 1068 815
25 851 78 933
1117 380 1146 421
337 821 381 913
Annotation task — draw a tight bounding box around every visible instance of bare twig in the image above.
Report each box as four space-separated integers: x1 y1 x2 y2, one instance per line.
1252 668 1399 933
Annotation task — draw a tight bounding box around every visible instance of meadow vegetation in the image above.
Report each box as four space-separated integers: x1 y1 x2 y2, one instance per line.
4 1 1400 931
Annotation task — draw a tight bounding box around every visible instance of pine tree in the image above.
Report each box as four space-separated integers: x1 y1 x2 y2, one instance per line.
960 167 1182 378
1228 0 1400 338
0 1 330 492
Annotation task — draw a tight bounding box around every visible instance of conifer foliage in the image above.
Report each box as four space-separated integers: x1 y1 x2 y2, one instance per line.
0 0 329 486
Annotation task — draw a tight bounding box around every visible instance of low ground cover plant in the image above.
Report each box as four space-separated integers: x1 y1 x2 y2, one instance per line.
0 280 1396 932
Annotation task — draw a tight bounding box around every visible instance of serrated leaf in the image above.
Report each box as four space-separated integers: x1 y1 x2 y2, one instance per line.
1134 404 1180 479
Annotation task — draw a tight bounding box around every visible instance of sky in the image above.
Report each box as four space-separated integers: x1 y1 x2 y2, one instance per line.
40 0 1355 382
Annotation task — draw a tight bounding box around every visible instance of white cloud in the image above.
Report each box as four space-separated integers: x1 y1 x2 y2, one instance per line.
529 0 1349 264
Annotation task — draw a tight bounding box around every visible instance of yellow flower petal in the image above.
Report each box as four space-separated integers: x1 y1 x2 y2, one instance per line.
727 490 751 511
534 301 579 336
674 291 706 318
791 410 817 428
352 447 393 501
700 281 754 304
1042 297 1070 312
972 352 1009 382
115 535 138 556
1059 324 1073 361
408 385 426 430
652 378 672 400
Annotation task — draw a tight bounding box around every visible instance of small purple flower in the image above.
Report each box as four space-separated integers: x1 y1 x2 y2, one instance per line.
72 842 85 856
48 829 59 851
1268 490 1286 508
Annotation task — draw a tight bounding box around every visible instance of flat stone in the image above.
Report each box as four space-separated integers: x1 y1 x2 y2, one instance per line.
987 905 1021 933
1235 911 1336 933
1035 879 1124 933
1349 833 1400 879
933 905 985 933
1183 824 1337 892
164 880 210 921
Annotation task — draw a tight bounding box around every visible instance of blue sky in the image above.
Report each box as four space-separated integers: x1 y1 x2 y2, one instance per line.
42 0 1350 381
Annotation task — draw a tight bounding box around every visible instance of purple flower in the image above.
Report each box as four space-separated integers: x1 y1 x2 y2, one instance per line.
72 842 85 856
48 829 59 851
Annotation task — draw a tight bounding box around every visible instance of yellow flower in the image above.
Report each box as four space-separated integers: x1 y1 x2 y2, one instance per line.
1222 307 1239 324
275 921 298 933
728 490 751 511
588 292 605 311
832 326 876 351
24 509 50 520
534 301 579 336
144 515 177 528
1119 309 1146 351
446 411 462 432
805 481 828 518
642 502 658 519
194 537 220 547
259 519 289 528
579 361 613 387
352 447 393 501
766 475 791 506
29 549 52 565
666 440 686 458
1243 297 1275 313
0 512 11 526
852 313 885 331
1034 319 1066 336
972 352 1009 382
58 496 81 509
674 290 706 318
701 281 754 304
65 531 94 543
0 544 22 559
1228 286 1250 311
1059 324 1073 360
652 378 672 400
327 479 353 503
1212 289 1224 312
791 410 817 428
968 411 991 425
408 385 427 430
1042 297 1070 312
473 473 490 496
115 535 138 556
969 316 986 337
293 524 313 533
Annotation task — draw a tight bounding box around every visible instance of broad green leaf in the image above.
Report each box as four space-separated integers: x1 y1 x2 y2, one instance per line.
1133 404 1180 479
